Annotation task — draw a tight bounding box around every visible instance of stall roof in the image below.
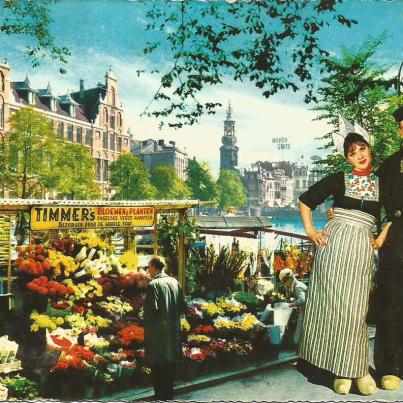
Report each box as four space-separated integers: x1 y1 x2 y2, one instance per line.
0 198 208 213
195 216 272 229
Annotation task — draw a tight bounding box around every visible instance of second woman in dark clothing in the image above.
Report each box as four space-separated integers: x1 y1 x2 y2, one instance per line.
298 118 391 396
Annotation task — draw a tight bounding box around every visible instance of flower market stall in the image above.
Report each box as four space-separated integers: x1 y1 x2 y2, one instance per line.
0 199 314 400
0 198 203 399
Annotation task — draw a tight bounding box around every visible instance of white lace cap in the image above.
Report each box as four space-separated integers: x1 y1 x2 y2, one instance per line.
332 114 371 154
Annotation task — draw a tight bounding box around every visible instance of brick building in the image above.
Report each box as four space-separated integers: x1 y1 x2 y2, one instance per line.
0 62 130 198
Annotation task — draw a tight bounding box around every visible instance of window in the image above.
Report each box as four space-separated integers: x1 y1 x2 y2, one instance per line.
103 108 108 125
0 72 4 92
96 159 101 181
103 160 109 182
110 113 115 129
110 133 115 151
117 112 122 127
111 87 116 106
57 122 64 137
117 137 122 152
67 124 73 142
103 132 108 149
85 129 92 146
0 96 4 128
76 127 83 144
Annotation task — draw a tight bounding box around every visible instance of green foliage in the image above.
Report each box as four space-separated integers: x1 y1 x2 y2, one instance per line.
55 143 100 200
312 38 400 174
185 249 206 297
139 0 357 128
109 153 156 200
185 158 218 202
0 375 39 400
217 169 246 211
151 164 191 200
157 214 199 275
1 0 70 70
0 107 60 198
233 292 261 308
198 246 248 293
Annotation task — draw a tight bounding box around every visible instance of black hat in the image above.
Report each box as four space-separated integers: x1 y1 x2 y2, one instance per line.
393 106 403 123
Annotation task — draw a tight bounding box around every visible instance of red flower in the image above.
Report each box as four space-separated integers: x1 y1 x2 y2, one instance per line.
117 325 144 346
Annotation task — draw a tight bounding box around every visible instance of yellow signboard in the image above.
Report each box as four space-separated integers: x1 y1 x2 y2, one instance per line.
30 206 155 230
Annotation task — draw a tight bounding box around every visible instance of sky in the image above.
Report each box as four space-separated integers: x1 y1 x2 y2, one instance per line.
1 0 402 175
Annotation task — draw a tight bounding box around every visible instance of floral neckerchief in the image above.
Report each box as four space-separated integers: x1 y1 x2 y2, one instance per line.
344 172 379 202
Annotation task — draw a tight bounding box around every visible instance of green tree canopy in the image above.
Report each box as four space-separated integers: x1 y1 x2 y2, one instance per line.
1 0 70 72
139 0 358 128
2 1 361 126
0 107 60 198
109 153 156 200
151 164 191 200
313 38 401 174
185 158 218 202
217 169 246 211
55 143 100 200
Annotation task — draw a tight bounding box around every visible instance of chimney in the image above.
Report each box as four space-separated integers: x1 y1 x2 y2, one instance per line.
158 139 165 147
169 141 176 147
79 79 84 99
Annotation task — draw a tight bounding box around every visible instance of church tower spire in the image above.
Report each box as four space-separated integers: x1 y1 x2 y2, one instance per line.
220 100 239 170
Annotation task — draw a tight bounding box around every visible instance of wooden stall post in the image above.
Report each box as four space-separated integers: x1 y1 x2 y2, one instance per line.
153 210 158 257
178 209 186 289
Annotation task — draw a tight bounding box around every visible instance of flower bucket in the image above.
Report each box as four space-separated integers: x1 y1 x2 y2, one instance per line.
268 325 283 345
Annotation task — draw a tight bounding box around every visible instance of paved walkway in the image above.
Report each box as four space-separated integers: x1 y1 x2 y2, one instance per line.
175 341 403 401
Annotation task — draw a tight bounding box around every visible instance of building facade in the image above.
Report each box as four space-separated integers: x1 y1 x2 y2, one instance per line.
220 102 239 171
0 63 131 198
131 139 188 180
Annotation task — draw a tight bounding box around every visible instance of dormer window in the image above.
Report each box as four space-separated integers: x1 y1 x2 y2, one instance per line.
28 91 35 105
70 104 75 117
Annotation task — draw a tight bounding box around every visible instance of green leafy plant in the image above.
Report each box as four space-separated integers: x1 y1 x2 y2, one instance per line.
233 292 262 308
198 246 248 294
0 375 39 400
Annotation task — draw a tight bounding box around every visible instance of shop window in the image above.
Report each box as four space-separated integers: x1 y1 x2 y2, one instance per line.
67 124 73 142
85 129 92 146
103 132 108 149
76 127 83 144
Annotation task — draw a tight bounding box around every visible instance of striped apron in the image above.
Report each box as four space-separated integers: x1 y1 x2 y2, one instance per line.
298 207 376 378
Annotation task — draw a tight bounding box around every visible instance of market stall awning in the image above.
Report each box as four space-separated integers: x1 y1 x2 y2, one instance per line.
0 198 208 213
194 216 272 238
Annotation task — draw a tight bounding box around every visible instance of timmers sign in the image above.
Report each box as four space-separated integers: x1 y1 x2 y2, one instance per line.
30 206 155 230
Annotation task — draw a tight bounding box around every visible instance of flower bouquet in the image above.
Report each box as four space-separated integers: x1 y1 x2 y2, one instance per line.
216 298 246 317
187 334 211 346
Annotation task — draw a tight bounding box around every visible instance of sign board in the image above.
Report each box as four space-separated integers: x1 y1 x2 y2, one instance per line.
30 206 155 231
272 136 291 150
0 216 11 266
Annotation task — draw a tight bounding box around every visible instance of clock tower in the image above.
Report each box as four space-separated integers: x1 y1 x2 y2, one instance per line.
220 101 239 170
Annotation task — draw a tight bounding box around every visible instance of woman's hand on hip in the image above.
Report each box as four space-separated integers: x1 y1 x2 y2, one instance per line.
307 229 329 247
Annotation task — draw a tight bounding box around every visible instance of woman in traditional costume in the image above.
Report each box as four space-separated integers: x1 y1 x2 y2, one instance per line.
298 116 391 396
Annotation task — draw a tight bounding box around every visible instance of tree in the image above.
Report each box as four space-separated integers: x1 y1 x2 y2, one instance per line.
139 0 358 128
0 107 61 199
1 0 70 72
2 1 360 126
55 143 100 200
109 153 156 200
217 169 246 211
185 157 218 202
313 38 401 174
151 164 191 200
